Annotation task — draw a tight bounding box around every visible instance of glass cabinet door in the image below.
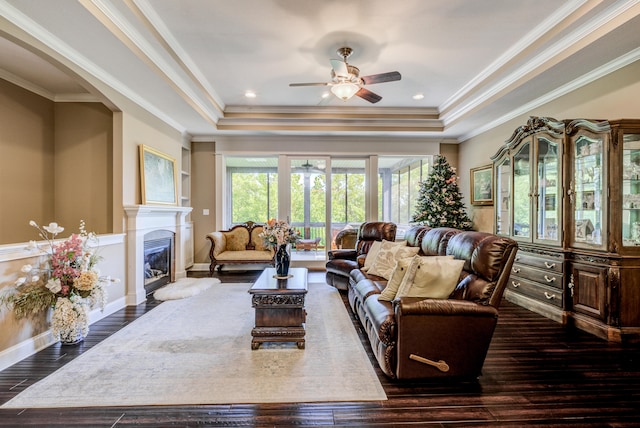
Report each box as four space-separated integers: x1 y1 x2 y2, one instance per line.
535 136 561 244
495 157 511 235
622 133 640 246
513 140 531 239
571 134 605 248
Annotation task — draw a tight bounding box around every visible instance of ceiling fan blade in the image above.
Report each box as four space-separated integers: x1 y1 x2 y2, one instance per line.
289 82 330 87
330 59 349 78
360 71 401 85
355 87 382 104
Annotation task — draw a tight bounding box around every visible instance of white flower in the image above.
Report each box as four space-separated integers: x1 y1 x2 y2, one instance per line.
43 222 64 235
15 277 26 286
29 220 37 227
27 240 38 251
20 264 33 273
31 275 40 283
45 278 62 294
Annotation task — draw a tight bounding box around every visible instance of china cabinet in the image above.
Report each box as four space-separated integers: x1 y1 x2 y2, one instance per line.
492 117 640 342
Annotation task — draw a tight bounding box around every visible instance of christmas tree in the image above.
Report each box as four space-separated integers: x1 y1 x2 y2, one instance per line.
412 155 473 230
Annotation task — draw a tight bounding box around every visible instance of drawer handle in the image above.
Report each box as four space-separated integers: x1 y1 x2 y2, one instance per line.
511 281 520 288
544 292 556 300
512 268 521 273
544 275 556 283
544 262 556 269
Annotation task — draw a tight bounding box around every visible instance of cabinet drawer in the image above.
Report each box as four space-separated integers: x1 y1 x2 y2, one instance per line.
509 276 563 308
511 264 563 290
514 252 563 272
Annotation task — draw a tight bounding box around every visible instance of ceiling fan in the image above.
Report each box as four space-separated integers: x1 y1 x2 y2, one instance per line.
289 47 401 104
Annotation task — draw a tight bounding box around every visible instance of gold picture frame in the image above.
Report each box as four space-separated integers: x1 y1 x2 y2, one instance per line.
470 164 494 206
139 145 178 205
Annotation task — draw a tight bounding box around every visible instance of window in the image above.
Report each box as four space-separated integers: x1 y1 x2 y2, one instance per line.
226 157 278 225
378 156 433 236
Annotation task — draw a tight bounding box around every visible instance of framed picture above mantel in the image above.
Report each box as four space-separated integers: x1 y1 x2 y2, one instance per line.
139 145 178 205
470 164 493 206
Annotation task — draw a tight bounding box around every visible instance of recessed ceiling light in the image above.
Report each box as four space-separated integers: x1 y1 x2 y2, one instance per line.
245 91 256 98
412 93 424 100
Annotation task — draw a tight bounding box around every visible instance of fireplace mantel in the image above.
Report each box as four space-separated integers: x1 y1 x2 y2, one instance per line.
124 205 193 305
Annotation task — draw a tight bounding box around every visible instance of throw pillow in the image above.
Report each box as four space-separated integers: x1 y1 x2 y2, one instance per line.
367 241 417 280
378 256 418 301
396 256 465 299
361 240 383 272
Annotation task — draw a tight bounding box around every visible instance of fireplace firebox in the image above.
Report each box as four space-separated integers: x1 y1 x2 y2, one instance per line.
143 230 175 295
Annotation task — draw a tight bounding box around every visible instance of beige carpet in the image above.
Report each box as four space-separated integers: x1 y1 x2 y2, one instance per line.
2 281 386 408
153 277 220 300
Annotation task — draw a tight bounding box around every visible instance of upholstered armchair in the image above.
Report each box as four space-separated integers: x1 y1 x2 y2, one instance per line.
325 221 397 290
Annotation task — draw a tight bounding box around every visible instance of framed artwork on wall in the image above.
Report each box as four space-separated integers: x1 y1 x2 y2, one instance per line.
470 164 494 206
139 145 178 205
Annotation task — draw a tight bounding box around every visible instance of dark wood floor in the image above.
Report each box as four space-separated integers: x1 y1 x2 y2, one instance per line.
1 270 640 427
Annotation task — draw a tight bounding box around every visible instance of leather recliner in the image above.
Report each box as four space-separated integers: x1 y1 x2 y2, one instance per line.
325 222 397 290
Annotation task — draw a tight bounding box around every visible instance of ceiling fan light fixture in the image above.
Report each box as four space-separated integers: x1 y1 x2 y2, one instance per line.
331 82 359 101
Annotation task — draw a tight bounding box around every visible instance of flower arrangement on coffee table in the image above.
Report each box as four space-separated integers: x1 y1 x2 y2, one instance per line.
259 219 301 277
0 220 117 344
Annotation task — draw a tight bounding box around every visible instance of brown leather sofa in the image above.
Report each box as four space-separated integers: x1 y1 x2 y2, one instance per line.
325 222 397 290
348 225 518 380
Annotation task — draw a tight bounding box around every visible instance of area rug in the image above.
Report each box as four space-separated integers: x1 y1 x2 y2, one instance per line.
153 277 220 300
2 282 386 408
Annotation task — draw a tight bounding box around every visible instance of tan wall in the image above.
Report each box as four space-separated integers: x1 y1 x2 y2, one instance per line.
439 143 459 172
191 142 216 263
459 59 640 232
120 112 184 206
54 103 113 235
0 80 54 244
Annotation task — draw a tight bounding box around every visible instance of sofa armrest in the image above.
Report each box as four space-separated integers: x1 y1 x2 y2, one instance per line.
395 297 498 318
207 232 227 258
328 249 357 261
393 297 499 380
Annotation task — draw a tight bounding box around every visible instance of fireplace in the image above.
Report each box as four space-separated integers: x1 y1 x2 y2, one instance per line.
143 230 175 295
124 205 192 305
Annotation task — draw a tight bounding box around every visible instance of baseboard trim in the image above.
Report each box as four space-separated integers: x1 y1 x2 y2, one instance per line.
0 296 127 372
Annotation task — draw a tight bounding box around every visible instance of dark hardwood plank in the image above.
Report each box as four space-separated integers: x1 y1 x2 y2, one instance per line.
1 269 639 426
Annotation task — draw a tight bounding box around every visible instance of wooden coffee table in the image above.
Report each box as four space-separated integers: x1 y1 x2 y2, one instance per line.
248 267 308 350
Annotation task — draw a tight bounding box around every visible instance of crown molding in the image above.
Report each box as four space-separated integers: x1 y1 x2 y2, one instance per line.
131 0 226 114
460 47 640 142
0 68 54 100
81 0 222 125
442 0 640 127
223 105 440 119
54 93 103 102
217 105 443 133
0 0 186 132
441 0 591 114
